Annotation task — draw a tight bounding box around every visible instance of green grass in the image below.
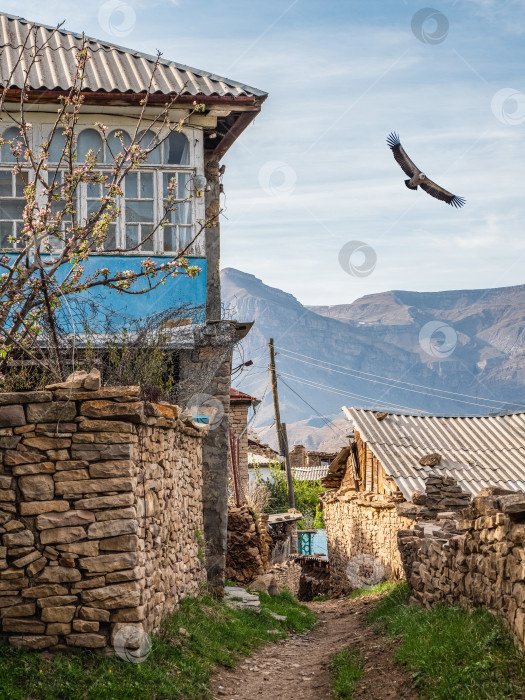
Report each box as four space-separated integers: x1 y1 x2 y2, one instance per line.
0 589 316 700
348 581 397 599
330 648 364 699
368 583 525 700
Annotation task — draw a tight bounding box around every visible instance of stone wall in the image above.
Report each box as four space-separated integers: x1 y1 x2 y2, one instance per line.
270 559 301 597
0 373 205 651
398 480 525 649
322 487 415 591
230 402 249 496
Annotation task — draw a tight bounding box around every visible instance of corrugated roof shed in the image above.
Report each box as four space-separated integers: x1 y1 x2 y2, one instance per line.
344 407 525 500
292 465 330 482
0 13 267 98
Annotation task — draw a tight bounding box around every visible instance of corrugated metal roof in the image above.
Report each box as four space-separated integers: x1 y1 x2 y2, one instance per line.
292 466 330 482
346 407 525 500
0 13 266 98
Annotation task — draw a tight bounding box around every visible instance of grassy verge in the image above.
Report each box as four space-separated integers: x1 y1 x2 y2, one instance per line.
0 589 316 700
348 581 396 599
368 583 525 700
330 648 364 699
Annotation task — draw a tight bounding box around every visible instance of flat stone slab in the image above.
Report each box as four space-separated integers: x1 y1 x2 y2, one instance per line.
224 586 261 613
268 611 286 621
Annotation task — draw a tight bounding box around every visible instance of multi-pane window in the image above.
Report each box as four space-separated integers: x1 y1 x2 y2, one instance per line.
48 171 72 250
0 172 27 248
163 172 192 252
124 172 154 251
86 179 116 251
0 126 200 254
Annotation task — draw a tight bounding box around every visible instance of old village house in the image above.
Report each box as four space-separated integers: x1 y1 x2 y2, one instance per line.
322 407 525 590
0 12 267 650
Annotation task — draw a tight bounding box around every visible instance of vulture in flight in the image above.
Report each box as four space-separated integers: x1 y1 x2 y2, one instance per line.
387 132 465 208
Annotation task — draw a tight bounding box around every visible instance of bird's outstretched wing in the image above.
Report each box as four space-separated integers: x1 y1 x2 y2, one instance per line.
386 132 420 178
419 180 466 208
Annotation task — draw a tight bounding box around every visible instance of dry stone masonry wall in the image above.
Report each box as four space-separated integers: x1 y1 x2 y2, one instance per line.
0 371 205 651
398 477 525 649
322 488 416 591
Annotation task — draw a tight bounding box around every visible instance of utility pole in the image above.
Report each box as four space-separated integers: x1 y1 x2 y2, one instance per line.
269 338 295 509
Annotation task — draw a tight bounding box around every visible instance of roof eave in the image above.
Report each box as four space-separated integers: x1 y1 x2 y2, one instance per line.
1 88 261 107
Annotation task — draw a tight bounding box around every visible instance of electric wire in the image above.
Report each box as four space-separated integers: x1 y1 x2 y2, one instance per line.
275 346 525 411
278 375 349 441
279 371 430 414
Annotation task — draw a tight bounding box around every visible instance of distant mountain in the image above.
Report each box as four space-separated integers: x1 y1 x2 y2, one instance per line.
222 268 525 451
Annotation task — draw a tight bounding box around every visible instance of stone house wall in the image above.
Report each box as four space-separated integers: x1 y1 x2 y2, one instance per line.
0 378 205 651
229 402 250 496
322 487 415 591
398 479 525 649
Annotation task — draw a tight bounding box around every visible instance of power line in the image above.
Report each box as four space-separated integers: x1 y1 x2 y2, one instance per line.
278 375 348 441
276 346 525 411
279 371 429 414
238 378 270 439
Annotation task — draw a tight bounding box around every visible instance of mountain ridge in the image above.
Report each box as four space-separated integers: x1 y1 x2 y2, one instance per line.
222 268 525 451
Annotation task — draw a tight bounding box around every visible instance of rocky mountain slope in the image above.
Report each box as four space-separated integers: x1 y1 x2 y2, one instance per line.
222 268 525 451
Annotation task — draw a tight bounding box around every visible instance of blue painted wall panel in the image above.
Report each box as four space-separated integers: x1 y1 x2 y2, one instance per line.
20 255 206 329
67 255 206 327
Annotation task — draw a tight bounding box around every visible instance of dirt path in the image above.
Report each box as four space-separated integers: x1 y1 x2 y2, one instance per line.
210 595 418 700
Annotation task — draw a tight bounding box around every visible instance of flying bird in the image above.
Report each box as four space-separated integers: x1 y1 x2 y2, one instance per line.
386 132 465 208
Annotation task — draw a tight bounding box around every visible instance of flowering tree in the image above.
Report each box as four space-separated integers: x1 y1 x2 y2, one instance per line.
0 24 217 385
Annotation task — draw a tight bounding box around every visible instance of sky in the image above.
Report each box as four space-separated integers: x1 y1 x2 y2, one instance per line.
5 0 525 305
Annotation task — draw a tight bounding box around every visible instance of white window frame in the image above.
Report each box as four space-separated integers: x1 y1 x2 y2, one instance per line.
0 169 33 250
32 121 206 257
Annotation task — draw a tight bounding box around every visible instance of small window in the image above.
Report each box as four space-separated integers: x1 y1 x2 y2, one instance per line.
86 178 116 250
1 127 24 163
106 129 131 163
47 171 72 251
0 171 28 248
124 171 154 251
166 131 189 165
162 172 192 252
138 129 161 164
48 131 67 163
78 129 103 163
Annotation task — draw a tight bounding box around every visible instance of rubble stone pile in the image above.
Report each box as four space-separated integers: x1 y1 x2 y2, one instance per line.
397 476 525 649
